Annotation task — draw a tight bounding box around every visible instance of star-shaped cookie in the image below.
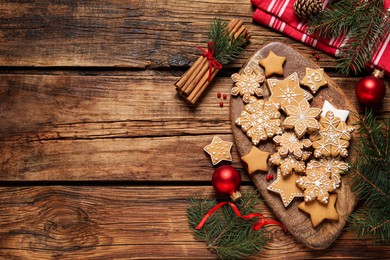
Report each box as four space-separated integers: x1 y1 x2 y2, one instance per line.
204 136 233 165
298 193 339 227
258 51 286 77
241 146 270 174
267 168 304 207
321 100 350 122
267 72 313 111
300 68 328 94
310 111 355 158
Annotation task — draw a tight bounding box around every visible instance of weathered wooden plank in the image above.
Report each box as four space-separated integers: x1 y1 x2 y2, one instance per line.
0 73 388 141
0 0 337 69
0 185 388 259
0 134 245 181
0 73 388 181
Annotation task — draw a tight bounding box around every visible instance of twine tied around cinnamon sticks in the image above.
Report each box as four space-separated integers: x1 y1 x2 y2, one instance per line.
196 41 223 81
175 18 250 105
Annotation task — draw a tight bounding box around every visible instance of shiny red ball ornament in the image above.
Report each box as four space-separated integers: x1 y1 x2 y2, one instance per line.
355 70 386 106
212 165 241 201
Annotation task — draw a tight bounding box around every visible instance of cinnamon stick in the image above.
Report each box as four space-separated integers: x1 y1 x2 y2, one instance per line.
175 18 250 104
230 20 243 38
175 55 204 89
183 59 209 96
181 56 207 95
187 65 216 101
188 68 219 104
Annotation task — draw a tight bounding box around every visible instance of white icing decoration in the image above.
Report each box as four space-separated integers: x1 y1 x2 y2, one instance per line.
321 100 350 122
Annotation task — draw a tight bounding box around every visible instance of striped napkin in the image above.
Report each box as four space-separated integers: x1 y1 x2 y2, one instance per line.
251 0 390 74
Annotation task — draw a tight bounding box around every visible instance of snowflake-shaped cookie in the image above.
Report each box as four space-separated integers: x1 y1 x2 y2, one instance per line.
273 132 312 158
269 153 309 176
235 99 283 145
307 158 349 188
309 111 355 158
283 99 322 138
231 67 265 103
267 72 313 110
296 166 338 204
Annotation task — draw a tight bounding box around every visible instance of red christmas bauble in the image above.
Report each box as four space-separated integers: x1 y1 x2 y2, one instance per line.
212 165 241 196
355 70 386 106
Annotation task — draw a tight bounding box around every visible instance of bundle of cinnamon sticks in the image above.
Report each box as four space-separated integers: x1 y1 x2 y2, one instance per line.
175 18 250 105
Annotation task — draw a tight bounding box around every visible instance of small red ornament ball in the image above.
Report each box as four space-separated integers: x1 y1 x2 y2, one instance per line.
212 165 241 195
355 70 386 106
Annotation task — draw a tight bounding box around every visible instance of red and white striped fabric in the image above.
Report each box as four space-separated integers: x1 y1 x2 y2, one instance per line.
251 0 390 74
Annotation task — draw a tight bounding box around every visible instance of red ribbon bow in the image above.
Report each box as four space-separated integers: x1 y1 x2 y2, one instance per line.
196 41 223 81
195 201 286 232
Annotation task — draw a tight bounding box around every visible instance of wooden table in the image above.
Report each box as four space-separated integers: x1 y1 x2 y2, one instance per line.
0 1 389 259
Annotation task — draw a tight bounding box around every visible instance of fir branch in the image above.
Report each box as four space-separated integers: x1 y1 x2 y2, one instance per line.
307 0 358 38
307 0 389 75
209 18 247 65
187 191 268 259
348 110 390 244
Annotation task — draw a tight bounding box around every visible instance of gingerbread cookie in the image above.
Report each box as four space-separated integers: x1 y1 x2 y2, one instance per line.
269 153 307 176
273 132 312 158
235 99 283 145
204 136 233 165
321 100 350 122
231 67 265 103
267 72 313 110
307 158 349 188
258 50 286 77
298 193 339 227
296 166 337 204
267 168 304 207
283 99 322 138
310 111 355 158
300 68 328 94
241 146 270 174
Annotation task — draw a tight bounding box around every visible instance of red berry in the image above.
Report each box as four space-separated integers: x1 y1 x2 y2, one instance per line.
315 55 320 61
219 102 224 107
266 174 274 181
311 50 316 56
217 92 221 98
223 94 227 100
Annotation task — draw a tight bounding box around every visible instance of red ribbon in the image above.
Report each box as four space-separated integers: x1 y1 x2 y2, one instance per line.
196 41 223 81
195 202 286 232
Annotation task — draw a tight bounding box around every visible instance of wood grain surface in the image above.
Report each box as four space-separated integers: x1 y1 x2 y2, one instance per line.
0 185 389 259
0 0 389 258
230 42 358 249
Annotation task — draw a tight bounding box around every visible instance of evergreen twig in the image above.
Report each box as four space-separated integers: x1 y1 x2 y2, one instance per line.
209 19 247 65
187 191 268 259
348 110 390 244
307 0 389 75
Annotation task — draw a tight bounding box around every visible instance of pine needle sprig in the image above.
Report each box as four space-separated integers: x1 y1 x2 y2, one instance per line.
187 191 268 259
348 110 390 244
307 0 389 75
208 19 247 65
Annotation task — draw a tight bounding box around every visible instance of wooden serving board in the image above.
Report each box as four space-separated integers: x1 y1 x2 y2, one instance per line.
230 42 358 249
